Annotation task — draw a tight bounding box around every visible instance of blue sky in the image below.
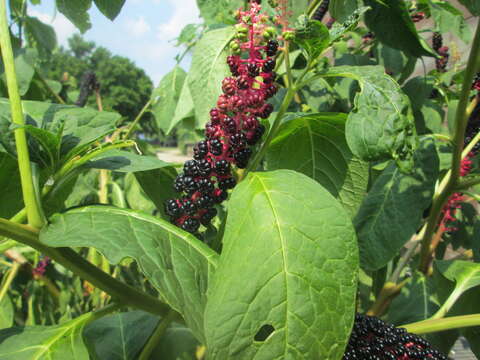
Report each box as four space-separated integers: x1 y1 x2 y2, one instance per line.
28 0 201 85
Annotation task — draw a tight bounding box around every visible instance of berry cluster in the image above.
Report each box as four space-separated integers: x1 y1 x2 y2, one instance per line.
32 256 50 277
432 32 449 72
343 314 447 359
165 2 278 233
312 0 330 22
410 11 425 23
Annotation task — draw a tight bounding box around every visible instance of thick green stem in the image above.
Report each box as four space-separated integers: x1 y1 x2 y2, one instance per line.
0 0 45 228
457 176 480 190
138 310 177 360
419 19 480 273
402 314 480 335
0 218 173 317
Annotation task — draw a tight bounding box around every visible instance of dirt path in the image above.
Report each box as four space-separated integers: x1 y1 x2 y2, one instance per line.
156 147 190 164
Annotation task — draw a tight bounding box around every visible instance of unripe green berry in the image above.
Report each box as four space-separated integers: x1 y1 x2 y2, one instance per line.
283 30 295 40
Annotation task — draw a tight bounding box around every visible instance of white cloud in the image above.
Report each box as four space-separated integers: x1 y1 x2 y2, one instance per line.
126 16 151 37
156 0 200 40
28 9 76 45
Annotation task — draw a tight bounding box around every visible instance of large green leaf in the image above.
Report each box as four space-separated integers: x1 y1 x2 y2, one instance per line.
386 272 440 325
354 139 439 271
124 173 156 214
364 0 436 58
152 66 187 134
294 17 330 61
170 76 195 133
458 0 480 16
188 27 234 129
0 311 94 359
85 150 171 173
0 153 23 218
0 48 37 96
428 0 472 44
149 323 199 360
93 0 126 20
205 170 359 359
0 296 13 330
24 17 57 58
134 167 178 219
265 112 368 217
84 311 158 360
0 98 120 161
40 206 219 342
55 0 92 33
330 0 362 23
329 6 371 43
321 65 417 170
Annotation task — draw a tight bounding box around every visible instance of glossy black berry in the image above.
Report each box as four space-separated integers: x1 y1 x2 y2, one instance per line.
165 199 182 217
173 175 185 192
229 133 247 148
197 178 215 193
215 160 230 175
266 40 278 57
182 199 197 215
200 207 217 226
183 160 199 177
182 176 198 194
262 58 276 72
209 138 223 156
181 217 200 233
196 194 213 208
197 159 212 176
194 140 209 160
247 62 260 77
223 117 237 134
234 148 252 168
219 177 236 190
257 103 274 119
432 32 442 52
312 0 329 22
213 189 228 203
247 124 265 145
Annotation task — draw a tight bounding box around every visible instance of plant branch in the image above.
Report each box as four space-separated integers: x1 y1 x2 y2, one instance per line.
138 310 177 360
456 176 480 190
35 69 66 104
367 280 408 317
124 99 152 139
402 314 480 335
0 0 45 228
0 218 173 318
419 19 480 274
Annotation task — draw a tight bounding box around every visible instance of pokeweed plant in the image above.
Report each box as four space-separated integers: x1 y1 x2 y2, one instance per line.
0 0 479 359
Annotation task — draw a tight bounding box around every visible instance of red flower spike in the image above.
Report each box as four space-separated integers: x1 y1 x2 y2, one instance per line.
165 1 279 233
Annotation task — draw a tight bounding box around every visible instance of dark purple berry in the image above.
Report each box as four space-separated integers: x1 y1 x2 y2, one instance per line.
219 177 236 190
181 217 200 233
194 141 209 160
266 40 278 57
165 199 182 217
234 148 252 168
247 124 265 145
262 58 276 72
184 160 199 177
229 133 247 148
213 189 228 203
200 207 217 226
247 62 260 77
182 199 197 215
196 194 213 208
256 103 274 119
223 117 237 134
432 32 442 52
173 175 185 192
215 160 230 175
197 178 215 193
209 138 223 156
312 0 329 22
237 75 249 89
182 176 198 194
196 159 212 176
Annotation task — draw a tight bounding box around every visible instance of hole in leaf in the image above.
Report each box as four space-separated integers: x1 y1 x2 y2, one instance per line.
254 324 275 342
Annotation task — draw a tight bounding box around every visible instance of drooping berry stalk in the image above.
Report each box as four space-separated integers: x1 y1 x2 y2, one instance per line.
165 1 279 233
343 314 447 359
432 32 449 72
312 0 329 22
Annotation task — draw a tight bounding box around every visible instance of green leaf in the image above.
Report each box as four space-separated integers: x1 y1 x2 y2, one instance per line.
294 16 330 61
40 206 219 342
0 48 37 96
188 27 234 129
170 77 195 133
205 170 359 359
0 296 13 330
134 167 178 219
428 0 473 44
364 0 436 57
330 0 362 23
0 98 121 161
21 124 61 169
458 0 480 16
149 323 200 360
85 150 171 173
55 0 92 33
124 173 156 214
152 66 187 134
0 312 94 359
84 310 158 360
329 6 371 43
435 260 480 304
24 17 57 57
265 112 368 217
93 0 126 20
0 153 23 218
386 272 440 325
321 65 417 170
354 139 439 271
